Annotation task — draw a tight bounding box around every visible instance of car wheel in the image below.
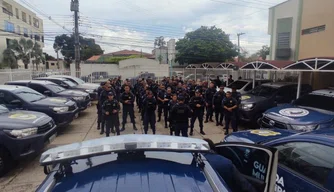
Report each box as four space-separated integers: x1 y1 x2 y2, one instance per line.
0 148 12 177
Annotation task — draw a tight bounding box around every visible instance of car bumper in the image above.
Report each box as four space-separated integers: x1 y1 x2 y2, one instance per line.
52 109 79 127
76 99 91 111
239 110 257 122
1 125 57 160
89 92 98 101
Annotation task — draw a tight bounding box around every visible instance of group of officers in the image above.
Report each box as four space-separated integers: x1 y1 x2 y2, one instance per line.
96 76 241 137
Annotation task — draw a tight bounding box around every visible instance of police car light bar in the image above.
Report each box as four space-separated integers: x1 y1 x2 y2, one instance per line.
40 134 210 166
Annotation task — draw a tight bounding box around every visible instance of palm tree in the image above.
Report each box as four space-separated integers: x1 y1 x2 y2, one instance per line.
5 38 34 69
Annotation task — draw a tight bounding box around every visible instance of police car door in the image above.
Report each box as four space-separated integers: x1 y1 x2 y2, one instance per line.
215 142 278 192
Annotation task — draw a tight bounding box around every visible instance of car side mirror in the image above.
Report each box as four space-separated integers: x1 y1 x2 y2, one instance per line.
44 90 52 96
60 83 69 88
291 100 295 104
10 99 22 105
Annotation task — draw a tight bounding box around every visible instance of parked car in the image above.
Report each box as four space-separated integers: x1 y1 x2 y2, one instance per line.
0 85 78 127
239 82 312 124
220 79 272 94
223 128 334 192
184 74 206 81
6 80 91 111
34 77 96 101
37 135 278 192
260 89 334 131
0 105 57 176
49 75 99 100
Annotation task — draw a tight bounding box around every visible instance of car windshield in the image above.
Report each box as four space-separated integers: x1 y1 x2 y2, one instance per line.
71 77 85 84
48 84 66 93
63 80 77 87
227 80 248 89
14 88 46 102
294 94 334 112
249 86 278 98
0 105 9 113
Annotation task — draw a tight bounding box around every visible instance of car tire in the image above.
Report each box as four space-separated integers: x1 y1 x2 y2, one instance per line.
0 148 12 177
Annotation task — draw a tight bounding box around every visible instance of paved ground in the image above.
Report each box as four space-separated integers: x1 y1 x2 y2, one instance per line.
0 104 235 192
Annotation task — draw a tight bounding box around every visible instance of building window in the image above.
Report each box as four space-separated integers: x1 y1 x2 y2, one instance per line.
4 21 15 32
22 11 27 22
35 34 40 41
51 63 55 66
277 32 291 48
302 25 326 35
30 30 33 39
17 25 20 34
15 8 19 19
42 36 44 43
29 15 32 25
33 18 39 28
2 1 13 16
23 28 28 37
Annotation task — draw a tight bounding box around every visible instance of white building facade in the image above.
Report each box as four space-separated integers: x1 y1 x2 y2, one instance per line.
0 0 44 68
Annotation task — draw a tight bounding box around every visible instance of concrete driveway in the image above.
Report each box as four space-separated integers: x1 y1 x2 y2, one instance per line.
0 105 232 192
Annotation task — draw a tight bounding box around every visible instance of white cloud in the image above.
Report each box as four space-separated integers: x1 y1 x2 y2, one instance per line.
23 0 286 57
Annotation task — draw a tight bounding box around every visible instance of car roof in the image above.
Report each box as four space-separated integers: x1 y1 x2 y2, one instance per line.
237 79 272 82
7 80 57 85
311 89 334 97
35 77 69 81
41 153 215 192
0 85 26 91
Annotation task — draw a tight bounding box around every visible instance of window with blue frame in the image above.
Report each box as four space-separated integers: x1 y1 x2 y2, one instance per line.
4 21 15 32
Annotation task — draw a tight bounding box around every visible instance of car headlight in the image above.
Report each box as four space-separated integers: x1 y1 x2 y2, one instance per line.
85 89 94 93
242 103 254 111
290 124 318 131
4 128 38 138
51 106 69 113
72 97 85 101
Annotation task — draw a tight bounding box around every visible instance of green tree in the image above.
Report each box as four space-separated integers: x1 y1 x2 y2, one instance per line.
5 38 34 69
154 36 166 48
175 26 238 64
44 52 56 60
53 34 104 66
257 45 270 60
2 49 18 69
157 55 163 64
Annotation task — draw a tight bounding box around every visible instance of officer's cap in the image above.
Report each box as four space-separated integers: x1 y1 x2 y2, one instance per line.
177 96 185 101
195 89 201 93
108 92 114 96
100 82 106 86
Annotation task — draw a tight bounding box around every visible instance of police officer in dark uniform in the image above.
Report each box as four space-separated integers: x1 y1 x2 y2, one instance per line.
223 91 238 135
157 84 166 122
120 85 137 131
169 95 192 137
141 88 150 124
212 85 226 126
99 84 113 135
189 90 206 136
96 82 106 130
163 87 173 128
231 86 241 129
143 91 157 134
102 92 120 136
204 82 216 123
168 94 178 135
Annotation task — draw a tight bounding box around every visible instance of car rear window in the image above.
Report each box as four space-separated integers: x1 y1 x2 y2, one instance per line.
294 94 334 112
227 80 248 89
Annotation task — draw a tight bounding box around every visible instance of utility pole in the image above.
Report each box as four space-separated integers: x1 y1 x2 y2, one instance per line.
237 32 245 62
71 0 80 71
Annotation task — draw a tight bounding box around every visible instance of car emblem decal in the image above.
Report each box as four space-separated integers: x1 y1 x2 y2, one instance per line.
250 130 281 137
279 108 309 117
9 113 37 120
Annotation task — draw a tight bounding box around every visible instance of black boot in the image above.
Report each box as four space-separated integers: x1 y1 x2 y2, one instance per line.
157 117 161 122
133 124 138 131
200 130 205 135
97 123 100 130
120 125 125 132
111 129 115 134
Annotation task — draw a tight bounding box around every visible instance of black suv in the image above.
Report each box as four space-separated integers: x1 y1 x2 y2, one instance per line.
239 82 312 124
6 80 91 111
0 85 78 127
0 105 57 176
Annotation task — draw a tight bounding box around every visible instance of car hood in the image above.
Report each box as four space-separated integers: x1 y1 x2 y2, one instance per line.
240 94 267 104
265 104 334 125
34 97 75 107
76 83 99 90
59 90 89 97
0 110 52 129
224 128 298 144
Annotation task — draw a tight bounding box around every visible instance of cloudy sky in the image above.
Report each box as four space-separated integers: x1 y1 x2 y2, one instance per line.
21 0 286 57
